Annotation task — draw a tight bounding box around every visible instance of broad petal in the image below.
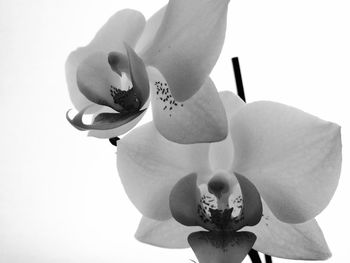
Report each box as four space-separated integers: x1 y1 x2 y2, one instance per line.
209 92 245 170
149 67 228 144
142 0 230 101
117 122 211 220
89 9 145 52
66 9 146 110
244 200 331 260
231 101 342 223
135 216 201 249
188 231 256 263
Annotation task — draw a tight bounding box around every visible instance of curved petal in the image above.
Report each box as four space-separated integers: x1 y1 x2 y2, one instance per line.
125 44 149 108
169 174 203 227
231 101 342 223
244 200 331 260
142 0 230 101
188 231 256 263
117 122 211 220
135 6 166 53
66 9 146 110
76 52 122 111
87 104 148 139
66 107 146 131
89 9 145 52
135 216 201 249
66 48 99 112
149 67 228 144
209 92 245 170
229 174 262 230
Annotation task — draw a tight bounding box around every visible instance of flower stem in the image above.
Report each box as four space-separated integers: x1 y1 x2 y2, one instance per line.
231 57 246 102
232 57 273 263
264 254 272 263
248 250 262 263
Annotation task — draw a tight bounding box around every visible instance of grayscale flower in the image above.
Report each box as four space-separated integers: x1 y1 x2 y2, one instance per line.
117 92 342 262
66 0 230 143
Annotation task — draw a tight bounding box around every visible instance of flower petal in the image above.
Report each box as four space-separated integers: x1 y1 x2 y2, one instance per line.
87 105 148 139
76 52 122 111
188 231 256 263
209 92 245 170
117 122 211 220
228 174 262 231
66 107 146 131
149 67 228 144
124 44 149 108
135 6 166 53
135 216 201 249
231 101 342 223
244 200 331 260
169 173 202 227
89 10 145 52
66 9 146 111
142 0 230 101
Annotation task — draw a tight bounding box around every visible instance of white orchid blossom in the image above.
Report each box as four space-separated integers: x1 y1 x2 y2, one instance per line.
117 91 342 262
66 0 230 143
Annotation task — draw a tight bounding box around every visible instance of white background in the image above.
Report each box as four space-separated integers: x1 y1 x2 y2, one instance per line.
0 0 349 262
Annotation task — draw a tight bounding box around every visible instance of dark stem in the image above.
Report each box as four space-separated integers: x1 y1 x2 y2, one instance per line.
231 57 246 102
232 57 273 263
248 250 262 263
265 254 272 263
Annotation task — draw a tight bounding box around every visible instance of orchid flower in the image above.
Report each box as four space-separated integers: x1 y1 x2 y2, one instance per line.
66 0 230 143
116 92 342 262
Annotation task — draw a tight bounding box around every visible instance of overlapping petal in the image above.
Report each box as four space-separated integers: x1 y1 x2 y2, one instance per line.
75 52 121 111
142 0 230 101
209 92 245 171
117 122 211 220
66 9 146 111
231 101 342 223
135 6 166 53
148 67 228 144
245 200 331 260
